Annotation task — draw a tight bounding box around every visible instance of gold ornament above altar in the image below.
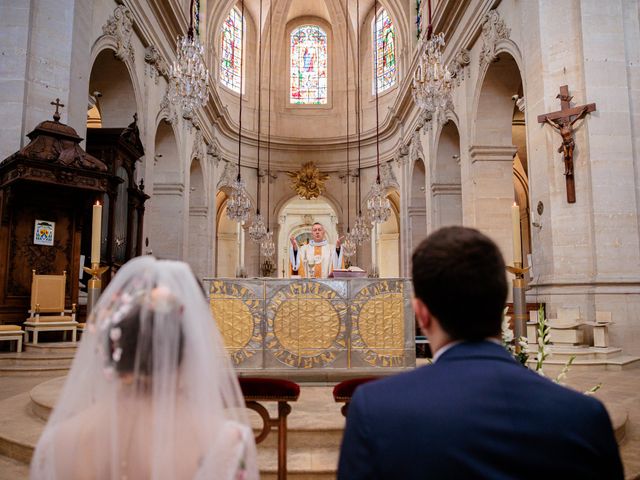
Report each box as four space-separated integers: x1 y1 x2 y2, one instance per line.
286 162 329 200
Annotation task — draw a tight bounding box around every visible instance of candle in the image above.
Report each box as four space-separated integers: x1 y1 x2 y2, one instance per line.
91 201 102 264
511 202 522 265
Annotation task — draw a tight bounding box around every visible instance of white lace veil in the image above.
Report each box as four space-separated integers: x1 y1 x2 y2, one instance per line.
30 256 258 480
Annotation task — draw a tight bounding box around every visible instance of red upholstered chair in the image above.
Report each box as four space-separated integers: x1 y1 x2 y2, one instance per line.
333 377 380 417
239 377 300 480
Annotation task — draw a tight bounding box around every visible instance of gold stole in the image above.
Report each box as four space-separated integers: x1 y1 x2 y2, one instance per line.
313 245 322 278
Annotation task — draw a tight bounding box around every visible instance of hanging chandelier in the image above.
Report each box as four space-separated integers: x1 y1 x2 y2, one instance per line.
226 175 252 222
367 0 392 225
411 0 453 126
351 0 370 245
367 181 391 224
168 0 208 116
342 232 357 259
249 0 267 243
259 0 276 262
226 0 251 224
351 214 370 245
260 230 275 258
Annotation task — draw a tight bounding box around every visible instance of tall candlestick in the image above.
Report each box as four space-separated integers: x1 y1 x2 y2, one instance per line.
91 202 102 264
511 202 522 265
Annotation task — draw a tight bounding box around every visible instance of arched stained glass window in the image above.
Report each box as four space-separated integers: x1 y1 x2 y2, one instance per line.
220 7 243 92
290 25 328 104
373 9 396 93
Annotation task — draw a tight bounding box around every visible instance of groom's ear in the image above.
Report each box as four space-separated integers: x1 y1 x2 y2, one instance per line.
412 297 432 335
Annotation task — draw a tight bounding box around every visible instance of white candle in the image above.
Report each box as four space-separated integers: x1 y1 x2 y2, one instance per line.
91 201 102 264
511 202 522 265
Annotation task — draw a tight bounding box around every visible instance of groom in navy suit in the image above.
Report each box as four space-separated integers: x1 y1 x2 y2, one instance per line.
338 226 623 479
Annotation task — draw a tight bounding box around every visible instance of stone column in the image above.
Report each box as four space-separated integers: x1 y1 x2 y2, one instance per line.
466 145 518 265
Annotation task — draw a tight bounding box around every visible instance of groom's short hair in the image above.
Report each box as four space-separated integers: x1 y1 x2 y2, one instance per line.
312 222 324 229
411 226 507 341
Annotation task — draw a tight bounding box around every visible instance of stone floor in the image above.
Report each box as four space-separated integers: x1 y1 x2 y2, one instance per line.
1 363 639 479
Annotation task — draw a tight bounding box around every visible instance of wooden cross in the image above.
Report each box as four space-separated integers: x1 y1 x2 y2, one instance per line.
51 98 65 122
537 85 596 203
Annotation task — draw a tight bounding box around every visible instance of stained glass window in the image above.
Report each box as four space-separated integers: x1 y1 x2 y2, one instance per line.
373 9 396 93
220 7 243 92
290 25 328 104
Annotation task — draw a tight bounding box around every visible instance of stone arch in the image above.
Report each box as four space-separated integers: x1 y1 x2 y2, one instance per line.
432 120 462 228
469 50 525 265
408 158 427 254
146 121 184 260
88 46 141 129
216 191 240 277
188 158 208 277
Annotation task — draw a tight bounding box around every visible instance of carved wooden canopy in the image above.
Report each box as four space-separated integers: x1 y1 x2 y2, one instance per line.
0 114 111 193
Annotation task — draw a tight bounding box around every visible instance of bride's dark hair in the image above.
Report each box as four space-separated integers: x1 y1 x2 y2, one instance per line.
105 289 184 377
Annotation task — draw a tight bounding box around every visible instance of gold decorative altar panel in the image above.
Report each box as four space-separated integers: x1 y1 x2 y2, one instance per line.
204 278 415 371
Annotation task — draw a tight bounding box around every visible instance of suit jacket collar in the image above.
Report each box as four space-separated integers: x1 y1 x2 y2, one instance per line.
436 340 517 365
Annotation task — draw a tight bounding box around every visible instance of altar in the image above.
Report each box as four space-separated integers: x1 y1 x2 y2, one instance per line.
204 278 416 379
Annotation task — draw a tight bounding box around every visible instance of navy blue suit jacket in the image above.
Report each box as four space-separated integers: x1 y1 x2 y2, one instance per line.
338 341 623 479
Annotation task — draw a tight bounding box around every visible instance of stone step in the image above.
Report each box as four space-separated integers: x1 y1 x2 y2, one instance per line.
258 446 338 479
23 342 78 354
0 352 75 367
0 365 71 376
546 345 623 360
535 354 640 371
0 454 29 480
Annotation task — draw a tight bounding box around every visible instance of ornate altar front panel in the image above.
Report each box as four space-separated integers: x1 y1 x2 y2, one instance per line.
204 278 415 371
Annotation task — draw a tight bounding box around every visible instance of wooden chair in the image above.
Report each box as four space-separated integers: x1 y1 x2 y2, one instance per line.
239 377 300 480
24 270 78 344
0 325 24 352
333 377 380 417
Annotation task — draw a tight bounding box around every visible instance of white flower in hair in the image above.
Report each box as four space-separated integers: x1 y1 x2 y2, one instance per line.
112 347 123 362
151 285 175 314
109 327 122 342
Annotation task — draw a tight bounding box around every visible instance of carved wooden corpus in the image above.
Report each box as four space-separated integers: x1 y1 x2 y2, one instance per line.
537 85 596 203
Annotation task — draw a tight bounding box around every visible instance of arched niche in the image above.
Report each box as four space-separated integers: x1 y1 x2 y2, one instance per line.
409 159 427 254
88 49 137 128
188 158 207 278
146 121 183 260
433 120 462 228
276 196 339 278
216 191 239 277
470 51 527 266
376 189 400 278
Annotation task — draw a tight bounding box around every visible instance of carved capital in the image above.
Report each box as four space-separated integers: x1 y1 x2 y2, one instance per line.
449 49 470 85
144 45 168 83
102 5 134 63
479 10 510 69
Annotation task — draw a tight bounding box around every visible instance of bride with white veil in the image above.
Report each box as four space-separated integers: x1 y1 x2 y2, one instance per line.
30 256 258 479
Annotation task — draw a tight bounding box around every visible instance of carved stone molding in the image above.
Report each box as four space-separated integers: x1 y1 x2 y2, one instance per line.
380 161 400 190
102 5 134 63
449 49 471 85
192 130 205 161
160 90 178 125
207 143 221 165
479 10 510 69
409 131 424 163
217 161 239 190
144 45 168 83
431 183 462 195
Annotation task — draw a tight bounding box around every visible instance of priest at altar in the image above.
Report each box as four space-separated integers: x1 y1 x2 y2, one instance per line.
289 222 344 278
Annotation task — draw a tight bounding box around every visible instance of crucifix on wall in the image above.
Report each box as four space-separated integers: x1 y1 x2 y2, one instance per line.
537 85 596 203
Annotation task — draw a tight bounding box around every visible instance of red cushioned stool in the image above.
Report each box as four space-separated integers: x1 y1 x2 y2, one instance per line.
333 377 379 417
239 377 300 480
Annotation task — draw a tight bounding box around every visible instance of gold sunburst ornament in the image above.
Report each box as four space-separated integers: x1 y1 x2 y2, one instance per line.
286 161 329 199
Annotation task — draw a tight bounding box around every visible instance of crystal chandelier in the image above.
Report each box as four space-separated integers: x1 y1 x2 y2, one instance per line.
260 230 275 258
411 32 453 126
342 232 357 259
168 0 208 116
367 181 392 224
368 0 393 227
351 214 370 245
248 212 267 242
226 176 251 222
